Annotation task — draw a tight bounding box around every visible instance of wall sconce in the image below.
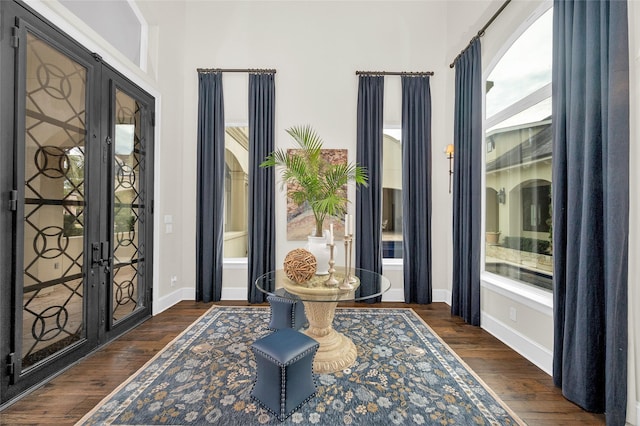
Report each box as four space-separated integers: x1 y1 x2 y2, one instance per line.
445 144 454 193
498 188 506 204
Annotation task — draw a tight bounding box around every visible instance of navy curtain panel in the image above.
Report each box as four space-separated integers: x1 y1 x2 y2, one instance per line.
552 1 629 423
196 72 225 302
355 76 384 299
401 76 432 304
247 73 276 303
451 39 482 326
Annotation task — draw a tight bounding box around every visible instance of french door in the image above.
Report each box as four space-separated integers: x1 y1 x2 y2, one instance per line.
0 1 154 406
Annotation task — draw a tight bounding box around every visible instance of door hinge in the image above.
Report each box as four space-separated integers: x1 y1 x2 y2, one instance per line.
6 352 15 379
9 190 18 211
105 136 112 145
11 27 19 48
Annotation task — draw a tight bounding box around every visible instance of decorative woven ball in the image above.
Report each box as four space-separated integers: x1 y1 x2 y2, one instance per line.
283 248 317 283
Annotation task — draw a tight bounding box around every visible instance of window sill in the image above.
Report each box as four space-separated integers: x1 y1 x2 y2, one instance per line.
223 258 248 268
222 258 403 268
481 270 552 316
382 258 403 267
222 257 403 266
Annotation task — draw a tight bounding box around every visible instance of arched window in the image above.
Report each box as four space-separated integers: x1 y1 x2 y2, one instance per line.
484 6 553 291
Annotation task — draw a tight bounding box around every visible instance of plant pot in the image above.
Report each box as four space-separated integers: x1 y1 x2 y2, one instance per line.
306 233 330 275
486 232 501 245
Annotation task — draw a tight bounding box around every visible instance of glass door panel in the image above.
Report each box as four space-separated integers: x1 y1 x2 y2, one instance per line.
21 32 87 368
1 2 154 404
112 89 143 323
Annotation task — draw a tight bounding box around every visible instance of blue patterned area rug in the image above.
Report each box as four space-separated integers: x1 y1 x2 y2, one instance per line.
77 307 524 425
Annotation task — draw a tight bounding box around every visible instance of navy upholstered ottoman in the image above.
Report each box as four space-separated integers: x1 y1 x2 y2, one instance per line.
267 291 308 330
250 328 319 421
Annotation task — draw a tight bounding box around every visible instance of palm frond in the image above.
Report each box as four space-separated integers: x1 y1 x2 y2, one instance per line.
260 125 369 236
286 125 324 153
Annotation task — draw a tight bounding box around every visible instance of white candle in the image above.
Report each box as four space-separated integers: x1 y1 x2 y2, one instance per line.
349 214 354 236
344 214 349 235
329 223 334 245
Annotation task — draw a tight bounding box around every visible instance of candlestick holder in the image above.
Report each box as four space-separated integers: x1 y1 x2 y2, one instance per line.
324 242 339 287
347 233 357 283
340 235 354 290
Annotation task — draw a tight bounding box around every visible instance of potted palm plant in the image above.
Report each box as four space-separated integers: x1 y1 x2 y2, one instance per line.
261 125 368 237
261 125 367 273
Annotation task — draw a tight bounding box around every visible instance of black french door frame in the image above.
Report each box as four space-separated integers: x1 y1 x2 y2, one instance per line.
100 66 155 344
0 0 154 407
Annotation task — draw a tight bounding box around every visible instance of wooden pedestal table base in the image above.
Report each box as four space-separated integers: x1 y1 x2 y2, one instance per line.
280 271 360 374
302 300 357 374
256 269 390 373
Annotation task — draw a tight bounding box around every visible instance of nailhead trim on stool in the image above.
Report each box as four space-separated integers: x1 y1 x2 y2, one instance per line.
250 329 319 421
267 291 308 330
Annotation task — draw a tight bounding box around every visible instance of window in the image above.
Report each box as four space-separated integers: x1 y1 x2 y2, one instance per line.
59 0 146 69
62 147 84 237
484 7 553 291
224 126 249 258
382 128 403 259
521 182 551 232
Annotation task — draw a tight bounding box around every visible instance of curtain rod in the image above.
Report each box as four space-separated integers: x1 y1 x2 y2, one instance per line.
449 0 511 68
355 71 434 76
197 68 277 74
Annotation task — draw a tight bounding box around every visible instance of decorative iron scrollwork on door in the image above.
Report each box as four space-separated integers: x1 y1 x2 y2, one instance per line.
22 32 87 368
111 89 144 322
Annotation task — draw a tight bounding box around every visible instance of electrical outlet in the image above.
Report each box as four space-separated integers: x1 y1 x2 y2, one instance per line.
509 307 517 322
170 276 177 287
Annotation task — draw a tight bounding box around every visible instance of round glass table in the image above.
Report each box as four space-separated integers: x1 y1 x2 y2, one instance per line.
256 267 391 373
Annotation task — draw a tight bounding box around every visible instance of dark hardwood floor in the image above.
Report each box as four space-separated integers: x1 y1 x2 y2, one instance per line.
0 301 605 425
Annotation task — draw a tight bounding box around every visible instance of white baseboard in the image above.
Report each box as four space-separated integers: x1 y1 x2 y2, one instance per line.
433 288 452 304
154 285 452 310
381 288 404 302
153 287 194 315
381 288 451 303
152 286 246 315
221 286 248 300
221 285 409 302
481 312 553 375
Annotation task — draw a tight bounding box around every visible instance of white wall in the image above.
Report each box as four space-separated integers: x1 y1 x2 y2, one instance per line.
59 0 143 66
128 1 190 312
20 1 640 421
177 1 451 303
447 0 639 422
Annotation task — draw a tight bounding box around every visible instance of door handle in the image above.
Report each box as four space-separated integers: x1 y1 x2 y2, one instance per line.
91 243 101 268
100 241 109 260
91 242 112 268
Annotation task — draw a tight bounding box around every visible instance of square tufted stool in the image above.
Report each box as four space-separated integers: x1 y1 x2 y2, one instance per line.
267 290 308 330
250 328 319 421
